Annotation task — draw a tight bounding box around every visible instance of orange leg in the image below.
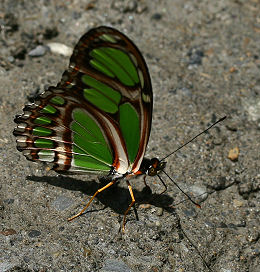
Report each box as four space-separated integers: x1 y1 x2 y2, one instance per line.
122 180 136 232
68 180 116 222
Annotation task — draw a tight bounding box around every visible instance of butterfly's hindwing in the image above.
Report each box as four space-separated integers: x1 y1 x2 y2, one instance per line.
14 26 153 175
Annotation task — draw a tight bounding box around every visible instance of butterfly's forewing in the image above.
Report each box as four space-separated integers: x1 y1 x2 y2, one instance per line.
14 26 153 175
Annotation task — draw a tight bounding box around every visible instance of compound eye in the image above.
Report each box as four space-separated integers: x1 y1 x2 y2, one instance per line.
148 167 157 176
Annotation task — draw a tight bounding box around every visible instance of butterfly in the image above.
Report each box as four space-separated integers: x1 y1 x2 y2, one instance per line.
13 26 167 230
13 26 225 231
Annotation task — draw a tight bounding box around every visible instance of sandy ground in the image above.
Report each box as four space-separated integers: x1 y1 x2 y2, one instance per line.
0 0 259 271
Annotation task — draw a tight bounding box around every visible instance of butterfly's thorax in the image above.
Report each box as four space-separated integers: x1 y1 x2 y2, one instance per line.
138 157 166 176
109 157 166 180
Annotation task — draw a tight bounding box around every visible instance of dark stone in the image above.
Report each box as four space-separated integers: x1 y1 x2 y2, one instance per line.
28 230 41 238
4 198 14 204
187 48 204 65
59 226 65 232
12 45 27 60
43 27 59 39
151 13 162 20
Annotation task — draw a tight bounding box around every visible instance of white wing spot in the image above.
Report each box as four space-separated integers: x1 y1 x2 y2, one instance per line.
142 92 151 103
138 68 144 88
129 53 138 66
22 111 32 119
38 150 55 162
100 34 118 43
16 136 28 148
16 123 27 132
40 91 52 98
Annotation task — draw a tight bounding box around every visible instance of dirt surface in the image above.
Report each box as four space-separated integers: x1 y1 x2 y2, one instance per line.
0 1 259 271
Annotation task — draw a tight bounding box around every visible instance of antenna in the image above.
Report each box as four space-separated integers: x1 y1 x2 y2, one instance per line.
160 171 201 208
160 116 226 162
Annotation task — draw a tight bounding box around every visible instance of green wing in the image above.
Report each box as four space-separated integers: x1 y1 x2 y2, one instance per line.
14 26 153 174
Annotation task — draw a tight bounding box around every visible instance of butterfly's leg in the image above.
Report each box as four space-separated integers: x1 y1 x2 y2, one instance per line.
68 180 117 221
122 180 136 232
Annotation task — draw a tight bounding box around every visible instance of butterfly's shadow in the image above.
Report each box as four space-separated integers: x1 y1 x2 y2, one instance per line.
27 174 175 216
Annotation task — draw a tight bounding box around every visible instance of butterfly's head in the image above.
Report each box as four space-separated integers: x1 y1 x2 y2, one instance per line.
140 157 166 176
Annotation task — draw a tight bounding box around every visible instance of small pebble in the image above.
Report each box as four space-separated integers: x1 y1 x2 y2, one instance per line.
52 195 74 211
0 229 17 236
229 66 237 73
187 48 204 65
3 198 14 204
7 56 15 63
59 226 65 232
47 42 73 56
151 13 162 20
28 45 48 57
28 230 41 238
228 147 239 161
